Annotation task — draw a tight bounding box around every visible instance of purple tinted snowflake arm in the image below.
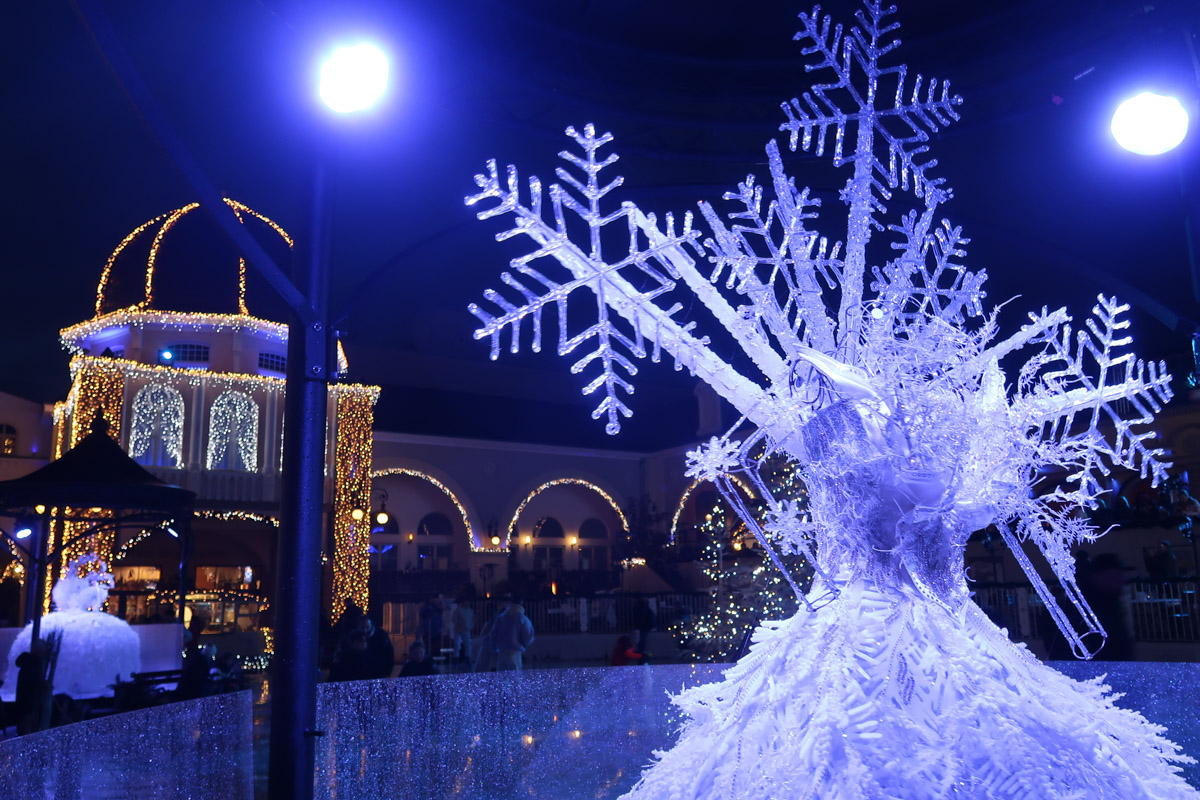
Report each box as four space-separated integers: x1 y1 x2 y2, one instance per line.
783 2 962 359
696 140 841 359
467 125 770 432
1013 296 1173 496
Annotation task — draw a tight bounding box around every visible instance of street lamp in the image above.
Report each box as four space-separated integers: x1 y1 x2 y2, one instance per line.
319 43 389 114
1111 91 1190 155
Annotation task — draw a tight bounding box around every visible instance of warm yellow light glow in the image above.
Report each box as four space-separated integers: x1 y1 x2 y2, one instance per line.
490 535 501 546
523 534 531 545
550 582 557 595
407 533 414 542
331 387 380 622
351 508 365 522
371 467 476 551
670 474 755 542
569 729 582 740
34 505 46 515
507 478 629 547
569 536 578 546
93 198 293 317
521 734 534 746
376 511 390 525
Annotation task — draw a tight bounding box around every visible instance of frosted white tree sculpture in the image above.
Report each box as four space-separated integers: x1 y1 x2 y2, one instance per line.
468 3 1194 797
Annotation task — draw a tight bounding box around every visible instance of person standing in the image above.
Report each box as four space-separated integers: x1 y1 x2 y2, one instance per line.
489 601 535 671
450 596 475 669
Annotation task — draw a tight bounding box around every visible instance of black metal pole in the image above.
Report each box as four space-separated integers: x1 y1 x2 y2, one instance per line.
28 515 47 643
269 160 331 800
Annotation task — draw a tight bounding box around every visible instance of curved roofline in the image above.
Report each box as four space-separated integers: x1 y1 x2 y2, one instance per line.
94 197 293 317
61 309 288 353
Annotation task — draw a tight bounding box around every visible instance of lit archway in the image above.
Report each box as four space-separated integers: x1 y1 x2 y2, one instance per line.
371 467 478 551
508 478 630 545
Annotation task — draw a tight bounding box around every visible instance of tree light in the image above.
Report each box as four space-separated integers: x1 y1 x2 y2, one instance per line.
319 43 389 113
1111 91 1190 155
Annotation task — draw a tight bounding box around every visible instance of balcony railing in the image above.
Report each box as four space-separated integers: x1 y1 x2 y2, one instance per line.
143 465 278 504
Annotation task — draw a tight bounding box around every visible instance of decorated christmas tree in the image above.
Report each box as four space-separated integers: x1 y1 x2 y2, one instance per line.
677 457 810 662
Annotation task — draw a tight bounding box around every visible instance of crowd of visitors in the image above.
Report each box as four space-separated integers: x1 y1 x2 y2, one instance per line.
322 594 663 680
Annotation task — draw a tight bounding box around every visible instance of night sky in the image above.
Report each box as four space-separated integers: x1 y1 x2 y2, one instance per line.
3 0 1198 451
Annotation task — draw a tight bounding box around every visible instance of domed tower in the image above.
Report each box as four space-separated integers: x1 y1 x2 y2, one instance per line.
53 199 378 628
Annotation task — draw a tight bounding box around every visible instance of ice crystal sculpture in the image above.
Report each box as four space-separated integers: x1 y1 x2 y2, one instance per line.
468 3 1193 797
469 1 1170 658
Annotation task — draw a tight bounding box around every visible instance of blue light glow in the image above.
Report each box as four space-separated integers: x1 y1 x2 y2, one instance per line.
1111 91 1190 155
319 43 389 113
15 527 32 539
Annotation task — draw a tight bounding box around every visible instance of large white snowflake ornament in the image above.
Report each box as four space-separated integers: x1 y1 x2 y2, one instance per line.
466 2 1173 659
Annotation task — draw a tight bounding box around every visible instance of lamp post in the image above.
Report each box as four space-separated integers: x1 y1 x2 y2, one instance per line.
269 40 391 800
69 5 391 797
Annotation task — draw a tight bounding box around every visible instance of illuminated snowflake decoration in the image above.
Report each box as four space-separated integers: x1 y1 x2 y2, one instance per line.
467 2 1172 657
685 436 743 482
129 383 184 467
207 390 259 472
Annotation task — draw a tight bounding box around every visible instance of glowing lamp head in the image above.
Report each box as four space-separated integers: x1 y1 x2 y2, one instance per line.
490 535 501 546
1111 91 1189 155
376 510 390 526
15 527 32 540
350 508 365 522
319 43 389 113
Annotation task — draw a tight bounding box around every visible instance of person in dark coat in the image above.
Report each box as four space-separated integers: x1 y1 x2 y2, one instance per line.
14 648 47 735
399 640 438 677
328 630 373 682
1083 552 1135 661
352 614 395 679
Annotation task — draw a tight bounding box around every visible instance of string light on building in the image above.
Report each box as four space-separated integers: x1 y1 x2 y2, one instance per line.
506 478 630 550
206 390 260 471
129 384 185 467
92 198 294 317
63 310 289 354
371 467 477 552
94 211 171 317
143 203 198 308
331 387 379 621
193 509 280 527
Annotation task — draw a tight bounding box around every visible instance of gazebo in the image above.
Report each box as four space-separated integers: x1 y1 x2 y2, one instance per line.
0 414 196 637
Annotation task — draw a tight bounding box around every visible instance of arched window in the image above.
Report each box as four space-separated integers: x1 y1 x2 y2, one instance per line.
533 516 564 539
129 384 185 467
579 518 608 539
0 424 15 456
417 512 453 537
207 390 259 472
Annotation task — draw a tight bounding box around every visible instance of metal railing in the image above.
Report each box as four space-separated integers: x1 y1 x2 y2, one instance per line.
972 579 1200 644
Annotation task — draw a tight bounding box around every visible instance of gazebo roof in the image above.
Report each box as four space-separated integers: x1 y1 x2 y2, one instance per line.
0 415 195 514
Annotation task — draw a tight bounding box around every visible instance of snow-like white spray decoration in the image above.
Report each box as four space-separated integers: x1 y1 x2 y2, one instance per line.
467 3 1194 796
2 556 140 701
